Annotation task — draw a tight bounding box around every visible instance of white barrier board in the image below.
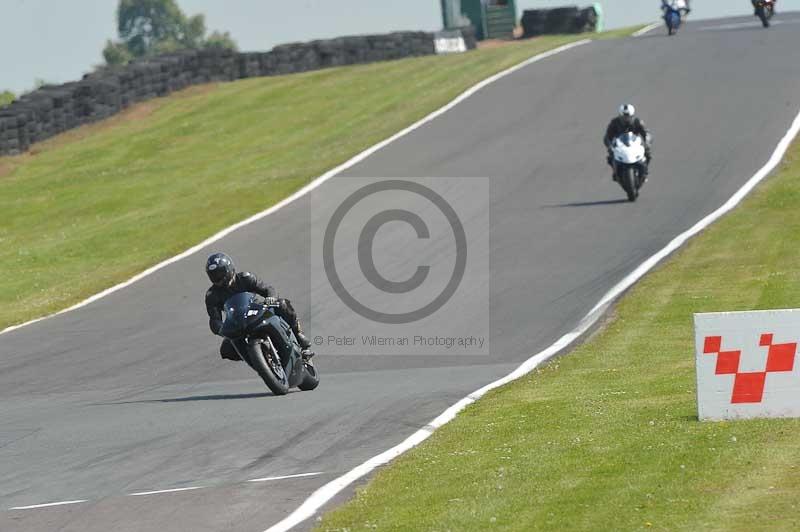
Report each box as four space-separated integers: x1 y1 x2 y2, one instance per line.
434 31 467 54
695 309 800 421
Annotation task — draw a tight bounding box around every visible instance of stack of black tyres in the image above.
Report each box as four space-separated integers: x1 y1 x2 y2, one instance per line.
0 28 473 156
521 6 598 38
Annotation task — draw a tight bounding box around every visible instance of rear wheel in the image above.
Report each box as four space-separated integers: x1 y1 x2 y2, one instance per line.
247 342 290 395
298 360 320 391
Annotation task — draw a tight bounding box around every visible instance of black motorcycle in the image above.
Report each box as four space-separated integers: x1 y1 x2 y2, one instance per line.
220 292 319 396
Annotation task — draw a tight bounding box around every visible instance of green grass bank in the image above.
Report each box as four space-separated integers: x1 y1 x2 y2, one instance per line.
317 137 800 530
0 29 636 331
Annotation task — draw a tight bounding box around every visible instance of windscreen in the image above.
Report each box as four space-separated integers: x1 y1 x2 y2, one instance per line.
221 292 256 336
620 131 639 146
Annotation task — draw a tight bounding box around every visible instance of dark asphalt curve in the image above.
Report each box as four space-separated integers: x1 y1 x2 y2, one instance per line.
2 14 800 532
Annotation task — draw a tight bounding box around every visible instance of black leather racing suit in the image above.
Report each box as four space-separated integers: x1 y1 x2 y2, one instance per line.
604 116 653 170
205 272 304 361
752 0 775 15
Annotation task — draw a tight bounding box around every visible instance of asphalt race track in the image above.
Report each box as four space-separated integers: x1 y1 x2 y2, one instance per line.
2 14 800 532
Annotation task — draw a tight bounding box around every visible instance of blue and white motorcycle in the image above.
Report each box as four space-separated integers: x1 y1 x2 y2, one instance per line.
662 0 690 36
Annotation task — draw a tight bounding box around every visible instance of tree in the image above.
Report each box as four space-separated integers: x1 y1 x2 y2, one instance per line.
103 39 135 66
34 79 56 89
0 91 14 107
117 0 187 57
103 0 237 65
183 14 206 49
204 31 237 51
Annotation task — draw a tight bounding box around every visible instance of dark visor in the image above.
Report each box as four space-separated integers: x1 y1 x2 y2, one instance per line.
208 268 227 283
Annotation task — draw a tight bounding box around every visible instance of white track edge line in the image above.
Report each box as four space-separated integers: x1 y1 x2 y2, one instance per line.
264 110 800 532
128 486 203 496
248 472 325 483
10 500 88 510
633 22 660 37
0 38 590 339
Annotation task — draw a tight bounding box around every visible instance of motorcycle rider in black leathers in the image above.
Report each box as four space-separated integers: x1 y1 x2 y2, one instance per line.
604 103 653 178
752 0 776 16
204 252 313 362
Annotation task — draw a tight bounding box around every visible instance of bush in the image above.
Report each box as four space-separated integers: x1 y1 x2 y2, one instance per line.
0 90 15 107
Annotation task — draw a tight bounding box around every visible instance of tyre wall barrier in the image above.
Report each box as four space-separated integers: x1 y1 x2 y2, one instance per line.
0 28 474 156
520 6 598 38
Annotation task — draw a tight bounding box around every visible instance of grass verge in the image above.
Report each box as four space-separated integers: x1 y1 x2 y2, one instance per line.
0 28 638 331
316 132 800 528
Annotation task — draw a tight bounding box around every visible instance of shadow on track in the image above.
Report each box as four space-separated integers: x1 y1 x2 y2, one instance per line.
96 392 285 405
542 199 629 208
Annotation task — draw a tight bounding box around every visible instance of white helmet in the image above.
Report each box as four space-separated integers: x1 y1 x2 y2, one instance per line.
619 103 636 118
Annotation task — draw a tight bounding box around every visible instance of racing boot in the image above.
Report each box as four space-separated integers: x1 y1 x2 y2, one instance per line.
642 150 652 182
607 150 616 181
220 339 242 362
292 322 315 360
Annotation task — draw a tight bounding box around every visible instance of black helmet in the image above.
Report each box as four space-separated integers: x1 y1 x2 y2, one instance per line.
206 253 235 286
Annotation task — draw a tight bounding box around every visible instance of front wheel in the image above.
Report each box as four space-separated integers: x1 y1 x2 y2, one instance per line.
665 13 679 35
756 7 770 27
247 342 290 395
624 166 638 202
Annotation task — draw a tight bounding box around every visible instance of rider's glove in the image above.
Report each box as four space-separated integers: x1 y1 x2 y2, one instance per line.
264 296 279 307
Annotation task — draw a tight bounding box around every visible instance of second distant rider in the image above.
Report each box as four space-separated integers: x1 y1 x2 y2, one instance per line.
662 0 691 16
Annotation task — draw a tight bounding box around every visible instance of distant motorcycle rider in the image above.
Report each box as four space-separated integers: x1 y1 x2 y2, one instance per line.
752 0 776 16
604 104 653 177
661 0 691 16
204 253 313 362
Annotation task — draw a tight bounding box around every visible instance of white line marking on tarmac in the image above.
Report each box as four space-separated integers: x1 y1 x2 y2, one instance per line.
128 486 203 496
5 475 326 511
0 39 590 339
633 22 660 37
248 472 324 483
699 20 798 31
263 111 800 530
10 500 88 510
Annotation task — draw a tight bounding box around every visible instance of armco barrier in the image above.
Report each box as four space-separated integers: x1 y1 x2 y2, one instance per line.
0 29 474 157
520 6 598 38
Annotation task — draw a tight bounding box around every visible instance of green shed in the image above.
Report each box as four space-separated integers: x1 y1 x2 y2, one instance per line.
441 0 518 41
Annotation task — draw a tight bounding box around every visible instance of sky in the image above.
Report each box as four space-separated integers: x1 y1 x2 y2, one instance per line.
0 1 766 95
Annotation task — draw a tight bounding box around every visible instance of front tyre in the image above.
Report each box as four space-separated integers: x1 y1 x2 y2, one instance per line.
625 166 638 202
247 342 290 395
666 13 679 35
756 7 770 27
